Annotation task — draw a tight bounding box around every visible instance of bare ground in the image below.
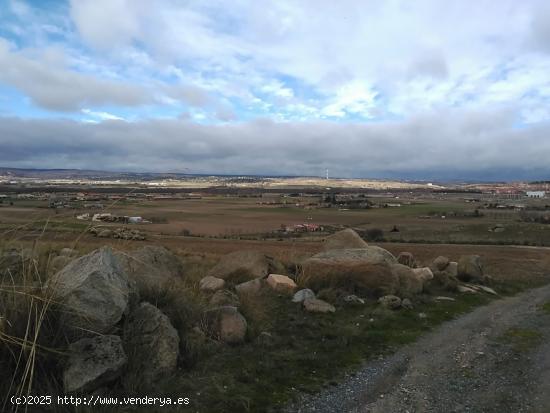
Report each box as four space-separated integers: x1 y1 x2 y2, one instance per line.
287 283 550 413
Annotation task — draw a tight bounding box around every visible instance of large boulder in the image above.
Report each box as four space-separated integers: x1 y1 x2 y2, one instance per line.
391 264 423 297
306 247 397 266
207 250 285 282
199 276 225 292
205 306 247 344
301 248 398 297
301 260 399 297
64 335 127 393
323 228 368 251
124 302 180 386
46 247 135 335
397 252 416 268
457 255 484 282
115 245 184 294
266 274 297 294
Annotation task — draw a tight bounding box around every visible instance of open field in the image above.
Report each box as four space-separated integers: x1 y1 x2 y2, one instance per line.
1 189 549 245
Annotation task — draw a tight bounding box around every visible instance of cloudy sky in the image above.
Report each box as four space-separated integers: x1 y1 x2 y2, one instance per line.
1 0 550 180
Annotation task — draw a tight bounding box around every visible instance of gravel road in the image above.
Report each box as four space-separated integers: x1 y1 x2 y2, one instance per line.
286 284 550 413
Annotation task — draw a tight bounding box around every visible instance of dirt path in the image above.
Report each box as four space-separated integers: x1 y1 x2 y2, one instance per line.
287 284 550 413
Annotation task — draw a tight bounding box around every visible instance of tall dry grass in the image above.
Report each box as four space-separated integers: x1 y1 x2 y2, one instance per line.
0 242 67 411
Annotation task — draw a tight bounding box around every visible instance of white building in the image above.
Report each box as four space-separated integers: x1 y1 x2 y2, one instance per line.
526 191 546 198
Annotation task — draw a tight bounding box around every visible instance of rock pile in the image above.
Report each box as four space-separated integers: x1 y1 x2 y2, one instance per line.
43 246 181 394
41 235 497 397
89 227 146 240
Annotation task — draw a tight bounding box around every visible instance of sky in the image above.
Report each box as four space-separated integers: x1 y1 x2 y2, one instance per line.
0 0 550 180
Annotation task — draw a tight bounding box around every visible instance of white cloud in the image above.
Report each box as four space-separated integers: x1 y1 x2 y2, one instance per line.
81 109 125 121
322 81 378 118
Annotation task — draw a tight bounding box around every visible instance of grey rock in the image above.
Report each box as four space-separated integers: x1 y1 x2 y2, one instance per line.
46 247 135 335
378 295 402 310
432 256 450 271
457 255 484 283
115 245 184 295
64 335 127 393
199 275 225 292
124 302 180 386
447 261 458 277
292 288 316 303
344 295 366 305
303 298 336 313
401 298 414 310
205 306 247 344
308 247 397 266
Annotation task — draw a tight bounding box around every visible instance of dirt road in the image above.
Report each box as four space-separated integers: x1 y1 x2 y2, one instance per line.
288 284 550 413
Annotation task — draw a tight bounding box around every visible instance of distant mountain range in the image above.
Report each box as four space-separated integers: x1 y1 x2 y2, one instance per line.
0 166 546 184
0 167 307 181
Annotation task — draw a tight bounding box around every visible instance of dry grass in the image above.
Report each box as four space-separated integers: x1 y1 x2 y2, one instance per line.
299 261 399 297
0 243 67 412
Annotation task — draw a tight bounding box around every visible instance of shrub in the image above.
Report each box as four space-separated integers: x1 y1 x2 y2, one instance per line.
365 228 384 242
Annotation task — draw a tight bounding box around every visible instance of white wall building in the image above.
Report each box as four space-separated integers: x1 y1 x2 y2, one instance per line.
526 191 546 198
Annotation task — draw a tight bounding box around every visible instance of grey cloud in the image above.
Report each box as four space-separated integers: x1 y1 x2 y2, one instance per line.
0 40 151 111
408 51 449 80
167 85 213 108
215 106 237 122
0 108 549 180
531 6 550 54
